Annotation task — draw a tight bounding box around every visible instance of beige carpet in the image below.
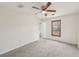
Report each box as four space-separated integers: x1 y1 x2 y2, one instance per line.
0 39 79 57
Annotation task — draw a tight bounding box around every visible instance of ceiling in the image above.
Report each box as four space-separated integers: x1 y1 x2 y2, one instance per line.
0 2 79 18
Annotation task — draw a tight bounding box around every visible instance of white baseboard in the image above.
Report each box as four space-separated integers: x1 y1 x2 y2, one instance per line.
43 38 77 47
0 39 38 55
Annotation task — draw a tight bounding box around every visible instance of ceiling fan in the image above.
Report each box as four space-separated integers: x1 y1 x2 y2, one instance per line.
32 2 56 16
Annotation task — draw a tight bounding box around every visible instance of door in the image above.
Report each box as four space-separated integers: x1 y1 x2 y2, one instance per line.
39 22 46 38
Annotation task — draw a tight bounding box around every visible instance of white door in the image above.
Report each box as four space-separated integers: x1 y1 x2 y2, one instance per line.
39 22 46 38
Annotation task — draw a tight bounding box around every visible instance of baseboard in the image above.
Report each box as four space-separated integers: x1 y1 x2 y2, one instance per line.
0 39 38 55
43 38 77 47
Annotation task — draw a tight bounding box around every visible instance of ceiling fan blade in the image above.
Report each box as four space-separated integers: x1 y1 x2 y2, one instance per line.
35 11 42 15
45 2 51 10
32 6 40 10
47 10 56 12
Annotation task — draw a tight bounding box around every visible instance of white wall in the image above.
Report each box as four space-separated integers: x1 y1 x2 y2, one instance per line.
44 13 78 45
77 12 79 47
0 8 39 54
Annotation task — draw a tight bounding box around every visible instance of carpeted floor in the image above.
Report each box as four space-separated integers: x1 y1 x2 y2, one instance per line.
0 39 79 57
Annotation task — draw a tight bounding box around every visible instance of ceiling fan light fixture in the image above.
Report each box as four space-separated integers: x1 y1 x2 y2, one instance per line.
42 11 46 14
